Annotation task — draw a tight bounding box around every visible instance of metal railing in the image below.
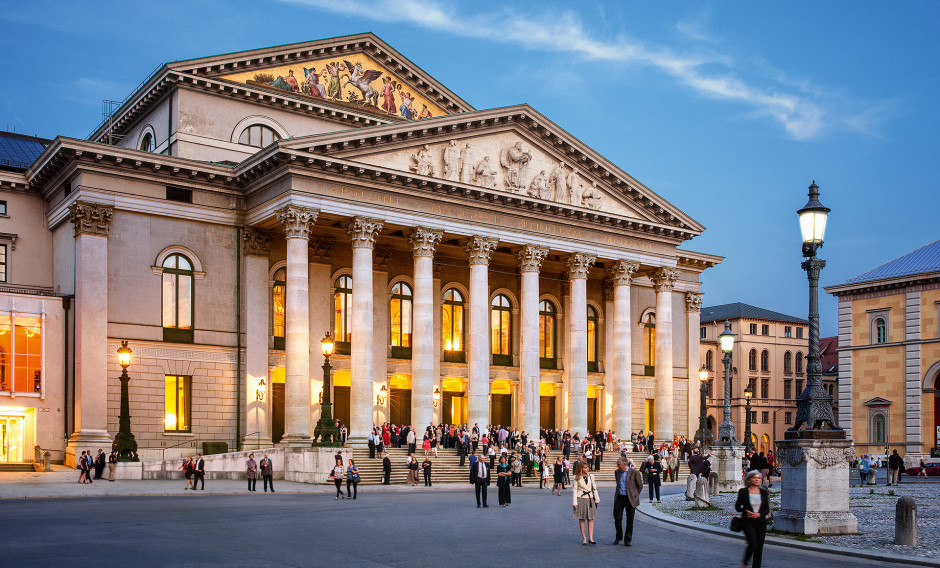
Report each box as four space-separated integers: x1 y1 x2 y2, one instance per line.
161 439 198 462
33 445 51 472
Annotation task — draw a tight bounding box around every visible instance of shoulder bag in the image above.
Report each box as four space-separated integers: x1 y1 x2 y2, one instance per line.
730 516 743 532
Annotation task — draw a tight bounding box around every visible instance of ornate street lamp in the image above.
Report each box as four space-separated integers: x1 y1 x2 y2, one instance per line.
695 365 712 446
432 386 441 409
377 384 388 406
788 181 842 438
312 332 340 446
112 341 139 461
715 321 737 444
743 384 754 452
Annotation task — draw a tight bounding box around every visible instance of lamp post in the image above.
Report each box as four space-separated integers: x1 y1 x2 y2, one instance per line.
695 365 712 446
716 321 737 444
312 332 340 446
743 384 754 452
112 341 138 461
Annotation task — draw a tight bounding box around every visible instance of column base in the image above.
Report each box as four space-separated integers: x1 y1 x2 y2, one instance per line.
277 434 312 448
711 444 744 492
775 437 858 535
65 430 112 467
241 435 274 451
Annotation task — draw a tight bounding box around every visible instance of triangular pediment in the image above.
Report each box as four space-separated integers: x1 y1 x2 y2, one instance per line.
863 397 892 407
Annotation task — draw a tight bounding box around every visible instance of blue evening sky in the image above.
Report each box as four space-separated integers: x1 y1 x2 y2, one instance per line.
2 1 938 336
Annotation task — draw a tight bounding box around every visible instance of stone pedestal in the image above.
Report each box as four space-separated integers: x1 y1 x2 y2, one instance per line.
711 444 744 492
774 437 858 535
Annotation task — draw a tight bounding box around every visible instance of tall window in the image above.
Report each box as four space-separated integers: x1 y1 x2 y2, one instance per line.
784 326 792 338
761 378 769 399
390 282 413 358
162 254 194 343
164 375 191 432
272 267 286 350
874 317 887 344
539 300 556 369
760 350 769 372
139 132 155 152
795 351 804 374
491 295 512 366
700 327 706 339
784 380 792 400
796 327 804 339
238 124 280 148
705 350 713 371
0 244 6 283
761 324 770 336
643 313 655 376
333 276 352 354
784 351 792 374
748 349 757 372
442 288 465 363
784 412 792 425
0 314 43 393
871 413 886 444
587 305 599 372
749 323 757 335
796 379 803 396
761 411 769 424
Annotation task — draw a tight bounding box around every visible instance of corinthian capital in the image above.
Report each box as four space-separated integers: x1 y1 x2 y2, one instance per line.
344 217 384 249
68 201 114 237
685 293 704 313
242 227 271 256
607 260 640 286
651 267 680 292
517 244 548 273
565 253 596 280
464 236 499 266
276 206 318 239
408 227 444 258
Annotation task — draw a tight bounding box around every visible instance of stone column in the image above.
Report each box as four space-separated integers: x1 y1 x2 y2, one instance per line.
276 206 317 447
565 253 596 437
652 268 679 442
66 202 114 466
465 236 498 429
243 228 272 450
518 245 548 441
308 238 334 432
345 217 383 441
409 227 443 431
609 260 639 441
686 293 703 440
372 249 392 426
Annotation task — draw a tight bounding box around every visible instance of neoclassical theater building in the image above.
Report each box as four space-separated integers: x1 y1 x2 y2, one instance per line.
0 34 721 465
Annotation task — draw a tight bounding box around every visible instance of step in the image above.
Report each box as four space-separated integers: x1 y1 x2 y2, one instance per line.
0 463 37 472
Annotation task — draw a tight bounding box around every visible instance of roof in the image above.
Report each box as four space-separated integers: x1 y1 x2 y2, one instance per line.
840 239 940 285
0 131 50 170
700 302 807 324
820 336 838 374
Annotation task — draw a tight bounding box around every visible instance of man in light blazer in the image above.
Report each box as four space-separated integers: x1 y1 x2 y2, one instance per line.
613 457 643 546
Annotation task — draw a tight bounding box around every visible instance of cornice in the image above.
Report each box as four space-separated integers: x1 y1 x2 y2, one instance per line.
825 273 940 297
677 249 724 271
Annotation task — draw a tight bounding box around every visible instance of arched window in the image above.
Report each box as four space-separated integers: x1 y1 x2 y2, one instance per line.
333 275 352 355
643 313 655 376
760 350 769 372
784 351 792 374
705 350 713 371
871 413 886 444
442 288 465 363
539 300 556 369
238 124 280 148
874 317 887 344
491 295 512 366
139 132 155 153
272 267 286 350
587 305 598 372
390 282 413 358
796 351 804 374
748 349 757 372
162 254 194 343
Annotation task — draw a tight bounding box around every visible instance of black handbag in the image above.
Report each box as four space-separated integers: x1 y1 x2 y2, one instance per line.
730 517 743 532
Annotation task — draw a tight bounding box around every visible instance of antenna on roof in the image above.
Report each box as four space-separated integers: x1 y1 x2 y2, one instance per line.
102 100 123 145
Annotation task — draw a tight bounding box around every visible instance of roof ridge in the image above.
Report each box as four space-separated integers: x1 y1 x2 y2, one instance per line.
842 238 940 284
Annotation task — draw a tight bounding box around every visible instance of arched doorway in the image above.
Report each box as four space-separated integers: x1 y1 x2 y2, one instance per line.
761 434 770 454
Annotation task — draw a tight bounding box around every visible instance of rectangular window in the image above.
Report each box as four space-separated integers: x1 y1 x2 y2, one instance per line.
0 201 7 215
761 411 769 424
0 244 6 283
750 411 757 424
164 375 191 432
784 326 792 338
796 327 804 339
761 379 769 399
796 380 803 396
700 326 706 339
761 324 770 336
784 412 792 425
748 378 757 395
749 324 757 335
784 380 792 400
0 314 43 394
166 187 193 203
707 379 714 399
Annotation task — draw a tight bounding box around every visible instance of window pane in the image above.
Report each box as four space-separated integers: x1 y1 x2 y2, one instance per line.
165 377 177 431
334 292 345 341
401 298 412 347
162 274 175 327
177 275 192 329
177 378 189 431
273 284 285 338
391 298 402 347
491 310 499 354
0 314 9 390
442 304 453 350
544 315 553 358
162 255 177 269
176 255 192 271
453 305 463 351
500 311 510 354
587 319 596 362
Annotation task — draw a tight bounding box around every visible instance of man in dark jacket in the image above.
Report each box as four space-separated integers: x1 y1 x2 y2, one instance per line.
613 458 643 546
646 431 655 454
382 453 392 485
192 455 205 490
888 449 904 486
471 458 489 508
688 449 705 477
260 454 275 492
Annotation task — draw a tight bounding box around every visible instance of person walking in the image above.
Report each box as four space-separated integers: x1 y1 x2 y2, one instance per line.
471 455 489 508
331 458 345 499
192 455 205 490
108 450 117 482
422 457 432 487
179 456 194 490
613 457 643 546
77 451 89 484
736 471 770 568
572 461 599 545
246 454 258 492
259 454 275 492
857 454 871 487
640 455 662 503
346 459 359 499
93 449 106 480
888 449 903 486
382 452 392 485
541 455 551 489
497 455 512 506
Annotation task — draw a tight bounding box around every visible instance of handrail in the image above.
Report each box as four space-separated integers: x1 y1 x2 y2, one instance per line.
161 438 198 462
33 445 51 472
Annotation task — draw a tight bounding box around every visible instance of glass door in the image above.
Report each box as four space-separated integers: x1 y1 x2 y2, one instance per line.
0 415 25 462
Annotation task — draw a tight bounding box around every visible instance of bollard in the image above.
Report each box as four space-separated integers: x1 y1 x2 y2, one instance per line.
695 477 711 507
709 471 719 496
42 451 51 472
685 473 697 501
895 497 917 546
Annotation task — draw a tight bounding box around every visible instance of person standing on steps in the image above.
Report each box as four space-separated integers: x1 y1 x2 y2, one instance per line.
736 470 769 568
422 456 432 487
246 453 258 492
382 452 392 485
192 455 205 490
552 455 565 495
612 458 642 546
260 454 275 492
471 455 490 508
497 454 512 506
368 428 376 459
572 461 599 545
407 427 417 455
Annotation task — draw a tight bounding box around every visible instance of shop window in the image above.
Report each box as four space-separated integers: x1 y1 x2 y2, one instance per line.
164 375 191 432
333 275 352 354
0 314 42 394
272 267 285 350
539 300 556 369
491 295 512 366
643 313 655 376
442 288 465 363
162 253 194 343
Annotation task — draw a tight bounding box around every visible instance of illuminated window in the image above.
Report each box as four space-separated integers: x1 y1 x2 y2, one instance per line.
162 254 194 343
491 294 512 366
587 305 598 372
442 288 465 363
784 351 792 374
334 275 352 354
164 375 191 432
539 300 556 369
272 267 285 350
0 313 43 394
643 313 655 376
795 351 804 374
748 349 757 372
238 124 280 148
760 350 769 372
390 282 413 358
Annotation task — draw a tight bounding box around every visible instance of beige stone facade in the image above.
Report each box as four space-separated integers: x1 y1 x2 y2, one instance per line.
1 34 722 464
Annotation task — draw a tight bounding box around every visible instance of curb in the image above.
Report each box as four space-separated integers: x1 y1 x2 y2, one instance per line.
637 496 940 568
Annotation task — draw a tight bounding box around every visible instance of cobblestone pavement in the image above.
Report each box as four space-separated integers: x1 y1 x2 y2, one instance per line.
654 482 938 559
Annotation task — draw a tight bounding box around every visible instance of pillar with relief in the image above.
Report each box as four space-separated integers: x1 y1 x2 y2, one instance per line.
685 292 704 441
242 227 273 449
465 236 498 429
276 206 317 447
345 217 383 441
652 267 679 442
409 227 443 431
565 253 596 437
609 260 639 441
518 245 548 440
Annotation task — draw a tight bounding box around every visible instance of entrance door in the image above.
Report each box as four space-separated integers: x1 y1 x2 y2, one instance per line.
333 386 351 429
644 399 655 434
491 394 512 428
271 383 285 444
390 388 412 426
587 398 598 436
540 396 556 429
0 415 24 462
442 392 466 425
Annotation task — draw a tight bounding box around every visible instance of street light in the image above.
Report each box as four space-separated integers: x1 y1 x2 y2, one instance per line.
312 332 340 446
695 365 712 446
716 321 737 444
377 384 388 406
788 181 842 437
743 384 754 452
112 341 139 461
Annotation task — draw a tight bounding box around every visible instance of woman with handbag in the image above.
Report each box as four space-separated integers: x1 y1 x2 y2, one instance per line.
331 458 345 499
346 459 360 499
735 470 770 568
571 461 599 545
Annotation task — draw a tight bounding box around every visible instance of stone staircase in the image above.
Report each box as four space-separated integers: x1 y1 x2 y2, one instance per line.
0 463 38 472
